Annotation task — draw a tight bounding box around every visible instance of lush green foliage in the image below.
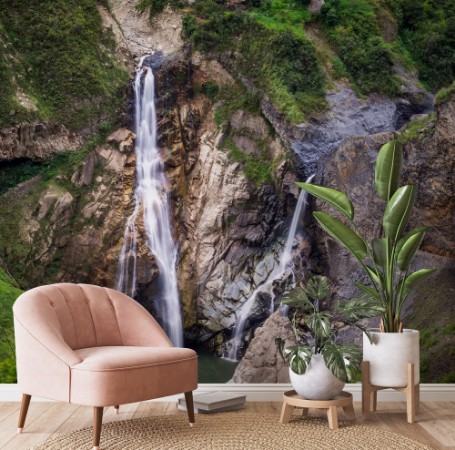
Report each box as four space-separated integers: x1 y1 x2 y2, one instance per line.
0 160 43 196
435 81 455 105
319 0 399 96
297 140 435 332
0 0 128 129
0 268 21 382
387 0 455 90
276 275 383 382
137 0 182 17
182 0 326 123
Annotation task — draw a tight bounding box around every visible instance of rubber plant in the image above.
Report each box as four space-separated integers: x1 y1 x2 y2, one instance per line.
276 275 384 382
296 140 435 333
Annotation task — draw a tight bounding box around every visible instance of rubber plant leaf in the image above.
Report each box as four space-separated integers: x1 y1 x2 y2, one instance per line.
323 342 361 383
354 282 380 301
400 268 436 300
336 296 385 321
284 345 313 375
396 227 428 271
296 182 354 220
375 140 403 201
383 185 417 242
313 211 367 263
372 237 390 268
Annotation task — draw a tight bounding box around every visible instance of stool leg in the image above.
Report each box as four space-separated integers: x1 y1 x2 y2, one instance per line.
327 406 338 430
280 402 294 424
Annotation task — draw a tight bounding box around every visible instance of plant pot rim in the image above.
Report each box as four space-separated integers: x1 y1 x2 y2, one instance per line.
365 328 419 335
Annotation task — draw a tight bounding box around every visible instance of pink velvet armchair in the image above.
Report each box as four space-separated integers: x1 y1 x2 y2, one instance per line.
13 283 198 449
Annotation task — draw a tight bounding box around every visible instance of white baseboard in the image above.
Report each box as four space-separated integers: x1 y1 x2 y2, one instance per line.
1 383 454 403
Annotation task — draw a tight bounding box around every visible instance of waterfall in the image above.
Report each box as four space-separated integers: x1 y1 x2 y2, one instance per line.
117 58 183 347
226 175 315 361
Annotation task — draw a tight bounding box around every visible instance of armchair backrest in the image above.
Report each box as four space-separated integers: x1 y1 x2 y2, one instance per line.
13 283 172 351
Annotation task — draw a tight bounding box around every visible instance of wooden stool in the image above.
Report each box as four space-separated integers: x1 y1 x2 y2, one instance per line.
362 361 420 424
280 390 356 430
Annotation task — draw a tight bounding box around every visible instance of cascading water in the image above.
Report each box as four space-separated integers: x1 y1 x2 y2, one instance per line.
226 175 315 361
117 57 183 347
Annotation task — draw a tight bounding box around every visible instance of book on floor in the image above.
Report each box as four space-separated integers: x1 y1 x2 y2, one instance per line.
177 392 246 413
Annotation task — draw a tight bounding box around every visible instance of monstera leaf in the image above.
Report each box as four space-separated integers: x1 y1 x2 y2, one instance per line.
283 345 313 375
323 342 361 382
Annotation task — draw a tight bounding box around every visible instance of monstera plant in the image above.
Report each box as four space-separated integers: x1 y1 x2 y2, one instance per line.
276 275 383 400
296 140 435 333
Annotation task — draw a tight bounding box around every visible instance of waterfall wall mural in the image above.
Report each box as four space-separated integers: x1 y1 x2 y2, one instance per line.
0 0 453 384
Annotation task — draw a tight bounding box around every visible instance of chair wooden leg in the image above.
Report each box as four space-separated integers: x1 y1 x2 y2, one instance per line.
93 407 104 450
17 394 32 433
184 391 195 427
114 405 120 415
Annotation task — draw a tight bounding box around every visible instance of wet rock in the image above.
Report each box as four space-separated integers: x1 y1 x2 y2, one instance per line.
232 310 292 383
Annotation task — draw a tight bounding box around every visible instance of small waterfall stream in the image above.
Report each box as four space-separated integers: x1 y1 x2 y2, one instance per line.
117 58 183 347
226 175 314 361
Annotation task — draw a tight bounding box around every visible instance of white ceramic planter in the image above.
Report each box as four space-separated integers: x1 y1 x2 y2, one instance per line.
363 329 419 387
289 354 345 400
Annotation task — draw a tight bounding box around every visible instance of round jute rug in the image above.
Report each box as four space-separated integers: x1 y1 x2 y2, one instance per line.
32 412 434 450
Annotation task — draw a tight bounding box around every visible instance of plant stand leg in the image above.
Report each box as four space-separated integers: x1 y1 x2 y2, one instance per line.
280 402 294 424
406 363 416 424
371 390 377 412
300 407 308 417
327 406 338 430
343 404 356 421
362 361 372 417
415 382 420 414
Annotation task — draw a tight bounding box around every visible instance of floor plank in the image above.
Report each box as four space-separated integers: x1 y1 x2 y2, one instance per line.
1 401 453 450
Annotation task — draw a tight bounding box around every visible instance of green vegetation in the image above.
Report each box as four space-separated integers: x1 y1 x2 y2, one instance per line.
182 0 326 123
319 0 399 96
223 137 273 186
0 268 21 382
137 0 182 17
435 80 455 105
387 0 455 91
398 113 436 142
0 0 128 129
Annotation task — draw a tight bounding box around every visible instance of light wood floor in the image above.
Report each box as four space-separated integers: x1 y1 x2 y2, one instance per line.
0 401 454 449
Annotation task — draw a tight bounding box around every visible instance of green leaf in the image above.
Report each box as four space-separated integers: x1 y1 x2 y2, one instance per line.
400 268 436 299
375 140 403 201
364 265 382 286
282 287 313 310
306 275 331 301
322 342 361 382
308 312 331 338
383 185 417 242
336 296 385 321
296 182 354 220
354 282 380 300
284 345 313 375
313 211 367 263
372 238 389 268
396 227 428 271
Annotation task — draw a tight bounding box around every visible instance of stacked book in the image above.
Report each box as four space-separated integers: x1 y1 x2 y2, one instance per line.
177 392 246 414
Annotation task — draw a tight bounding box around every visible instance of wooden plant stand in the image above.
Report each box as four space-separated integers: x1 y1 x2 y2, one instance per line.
362 361 420 424
280 390 356 430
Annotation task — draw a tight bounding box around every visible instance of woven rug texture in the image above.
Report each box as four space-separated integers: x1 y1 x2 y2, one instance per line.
32 412 434 449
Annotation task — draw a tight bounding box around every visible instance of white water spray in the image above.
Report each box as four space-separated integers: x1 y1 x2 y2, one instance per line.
226 175 315 361
117 58 183 347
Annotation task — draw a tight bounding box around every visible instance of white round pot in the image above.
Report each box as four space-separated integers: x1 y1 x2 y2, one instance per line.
363 329 419 387
289 354 345 400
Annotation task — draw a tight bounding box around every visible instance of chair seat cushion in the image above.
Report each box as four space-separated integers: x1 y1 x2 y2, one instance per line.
70 346 197 406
